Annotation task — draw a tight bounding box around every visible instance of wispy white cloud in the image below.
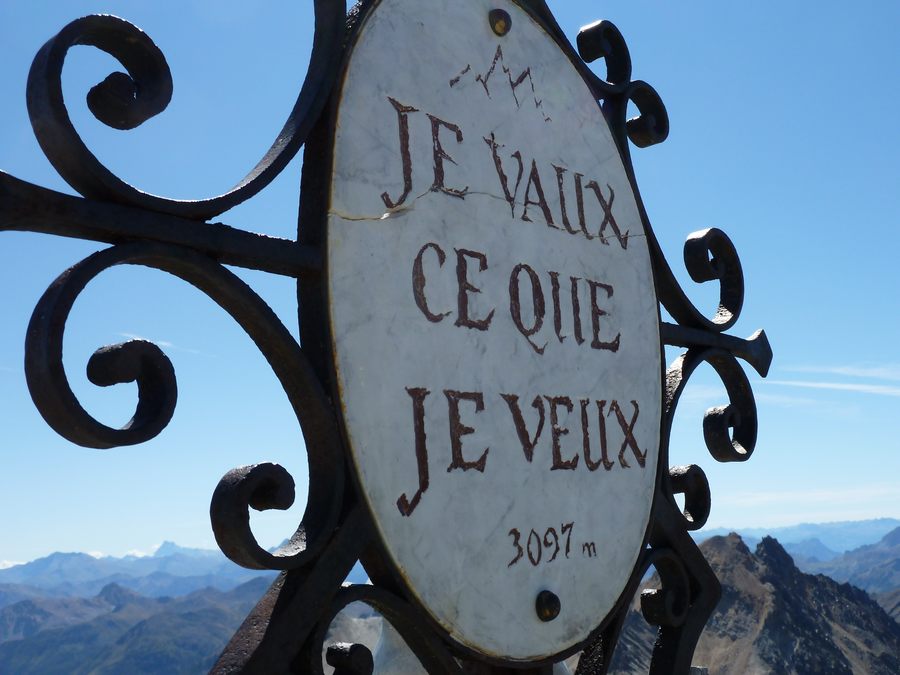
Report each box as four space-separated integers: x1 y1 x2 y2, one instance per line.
675 384 726 406
124 549 151 558
117 333 211 357
765 379 900 397
717 483 900 508
752 389 862 418
86 551 106 559
783 364 900 382
754 392 819 408
708 504 900 530
0 561 23 570
119 332 174 349
670 383 855 416
123 543 160 558
709 483 900 528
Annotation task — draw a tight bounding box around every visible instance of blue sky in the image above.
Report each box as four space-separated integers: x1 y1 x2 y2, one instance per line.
1 1 898 564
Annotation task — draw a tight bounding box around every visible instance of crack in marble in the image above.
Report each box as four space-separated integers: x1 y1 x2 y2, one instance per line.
329 188 649 239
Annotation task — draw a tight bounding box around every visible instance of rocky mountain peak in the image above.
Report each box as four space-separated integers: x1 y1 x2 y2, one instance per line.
704 534 899 674
755 535 794 568
699 532 755 571
97 583 141 610
755 535 800 589
611 534 900 674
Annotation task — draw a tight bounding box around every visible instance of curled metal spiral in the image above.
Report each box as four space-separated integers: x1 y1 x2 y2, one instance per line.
576 20 669 152
682 229 745 330
576 20 633 93
665 348 758 465
25 250 178 449
623 81 669 149
26 3 346 220
640 549 691 629
24 242 345 570
211 463 310 571
654 227 749 336
668 464 711 531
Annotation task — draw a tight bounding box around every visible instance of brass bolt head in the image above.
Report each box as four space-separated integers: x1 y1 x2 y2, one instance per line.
535 590 561 622
489 9 511 37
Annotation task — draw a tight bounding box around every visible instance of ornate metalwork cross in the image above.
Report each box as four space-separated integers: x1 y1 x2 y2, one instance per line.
0 1 771 673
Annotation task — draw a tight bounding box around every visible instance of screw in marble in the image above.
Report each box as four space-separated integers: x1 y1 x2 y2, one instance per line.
535 590 561 622
489 9 512 37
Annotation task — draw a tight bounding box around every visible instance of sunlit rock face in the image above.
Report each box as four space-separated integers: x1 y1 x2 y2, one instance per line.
610 534 900 675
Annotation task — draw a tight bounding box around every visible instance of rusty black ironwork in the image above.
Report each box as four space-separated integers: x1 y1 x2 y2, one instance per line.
1 1 771 673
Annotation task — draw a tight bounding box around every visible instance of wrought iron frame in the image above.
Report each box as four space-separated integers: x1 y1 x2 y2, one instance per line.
0 1 771 673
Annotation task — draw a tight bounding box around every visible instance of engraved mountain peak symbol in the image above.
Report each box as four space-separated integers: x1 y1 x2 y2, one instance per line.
450 45 552 122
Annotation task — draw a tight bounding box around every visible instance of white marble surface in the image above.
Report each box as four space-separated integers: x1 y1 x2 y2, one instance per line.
327 0 661 661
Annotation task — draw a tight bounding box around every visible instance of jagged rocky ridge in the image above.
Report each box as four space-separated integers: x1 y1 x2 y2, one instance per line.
800 526 900 594
0 578 270 674
609 534 900 674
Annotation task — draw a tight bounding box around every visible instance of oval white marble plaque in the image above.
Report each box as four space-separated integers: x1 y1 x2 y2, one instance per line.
327 0 661 661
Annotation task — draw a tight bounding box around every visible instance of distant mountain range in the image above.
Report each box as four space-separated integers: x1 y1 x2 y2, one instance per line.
0 522 896 673
0 541 369 607
0 542 276 605
697 517 900 554
0 577 270 674
801 525 900 594
0 541 369 674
